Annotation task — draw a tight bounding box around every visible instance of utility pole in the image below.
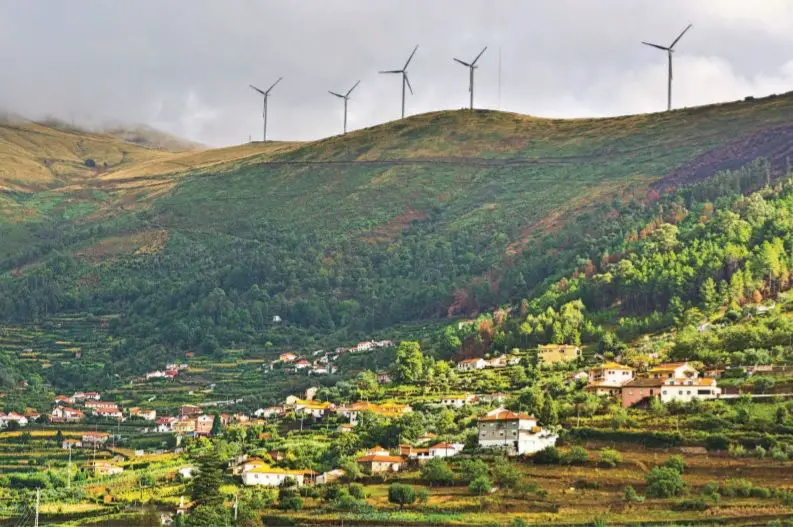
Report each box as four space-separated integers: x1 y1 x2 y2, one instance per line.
233 493 239 521
34 488 40 527
68 445 72 489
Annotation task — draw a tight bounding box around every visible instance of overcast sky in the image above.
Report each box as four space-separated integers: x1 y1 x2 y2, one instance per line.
2 1 793 146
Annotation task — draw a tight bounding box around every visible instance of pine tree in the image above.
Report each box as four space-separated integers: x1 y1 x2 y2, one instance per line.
540 396 559 426
190 451 224 505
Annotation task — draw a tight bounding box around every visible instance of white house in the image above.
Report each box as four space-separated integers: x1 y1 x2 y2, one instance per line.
428 442 464 458
0 412 28 428
242 466 305 487
156 417 177 432
660 377 722 404
477 408 557 456
294 359 311 370
439 395 478 408
586 362 635 397
316 469 345 485
178 466 196 479
649 361 699 380
457 358 487 372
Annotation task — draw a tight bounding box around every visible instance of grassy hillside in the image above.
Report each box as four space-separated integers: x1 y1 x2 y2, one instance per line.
3 93 793 385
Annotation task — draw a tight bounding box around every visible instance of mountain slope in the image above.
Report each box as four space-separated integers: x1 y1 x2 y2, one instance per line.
3 92 793 377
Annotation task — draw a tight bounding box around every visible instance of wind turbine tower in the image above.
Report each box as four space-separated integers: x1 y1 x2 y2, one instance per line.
454 47 487 110
379 45 419 119
249 77 283 141
329 80 361 134
642 24 692 111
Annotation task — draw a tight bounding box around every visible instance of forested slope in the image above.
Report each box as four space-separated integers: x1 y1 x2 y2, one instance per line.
3 93 793 378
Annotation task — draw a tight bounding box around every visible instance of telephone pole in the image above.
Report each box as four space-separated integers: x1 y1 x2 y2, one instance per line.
34 488 40 527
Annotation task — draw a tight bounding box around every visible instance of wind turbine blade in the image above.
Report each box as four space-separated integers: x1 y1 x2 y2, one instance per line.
670 24 692 49
404 73 414 95
379 70 402 74
346 80 361 97
403 44 419 69
471 46 488 65
249 84 266 95
454 58 471 67
329 91 344 98
642 42 669 51
265 77 283 94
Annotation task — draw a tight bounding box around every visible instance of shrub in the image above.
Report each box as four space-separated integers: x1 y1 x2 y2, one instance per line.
672 498 710 511
421 458 454 486
278 496 304 511
299 486 319 498
533 446 561 465
599 448 622 468
705 433 730 451
563 446 589 465
388 483 416 508
348 482 365 499
623 485 644 503
750 486 771 499
662 455 686 473
645 467 686 498
721 478 753 498
574 479 600 490
459 458 489 481
416 488 429 504
469 476 493 496
701 481 720 497
492 457 522 489
771 446 789 461
84 158 96 168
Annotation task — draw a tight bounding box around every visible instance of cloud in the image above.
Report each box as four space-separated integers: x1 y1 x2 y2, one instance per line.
0 1 791 146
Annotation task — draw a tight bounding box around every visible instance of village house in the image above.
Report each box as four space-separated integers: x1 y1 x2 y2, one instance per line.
649 362 699 380
477 408 558 456
439 394 478 408
356 453 404 474
335 401 412 425
428 442 464 458
242 465 307 486
24 409 40 422
400 444 432 462
294 400 334 419
173 418 196 434
195 415 214 436
156 416 178 433
50 407 84 423
279 352 297 363
660 377 722 403
0 412 28 428
54 395 74 405
477 393 509 404
586 362 635 397
376 371 393 384
254 406 286 419
178 466 196 479
316 469 345 485
62 438 82 450
82 431 110 445
416 432 437 444
84 401 119 411
457 358 487 372
486 355 510 368
94 408 124 420
179 405 202 418
87 461 124 477
129 408 157 421
621 378 666 408
537 344 582 366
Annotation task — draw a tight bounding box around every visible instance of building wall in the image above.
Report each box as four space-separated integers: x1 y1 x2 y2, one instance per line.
660 385 721 404
242 472 304 486
621 387 660 408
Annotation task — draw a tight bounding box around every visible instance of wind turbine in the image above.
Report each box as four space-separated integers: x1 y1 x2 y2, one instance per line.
642 24 692 112
249 77 282 141
329 80 360 134
454 46 487 110
379 45 418 119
